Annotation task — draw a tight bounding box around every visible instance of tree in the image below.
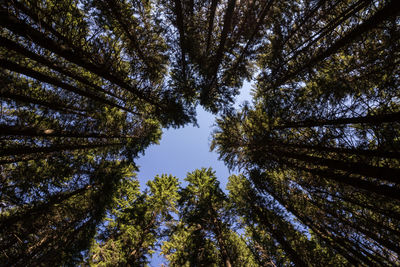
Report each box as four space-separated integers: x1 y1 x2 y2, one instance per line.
162 168 257 266
1 0 399 265
87 174 180 266
0 159 135 266
211 1 400 265
227 174 348 266
156 0 266 112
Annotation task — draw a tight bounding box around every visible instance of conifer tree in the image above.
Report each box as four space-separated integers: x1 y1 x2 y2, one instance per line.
212 1 400 265
0 158 135 266
162 168 257 266
88 174 180 266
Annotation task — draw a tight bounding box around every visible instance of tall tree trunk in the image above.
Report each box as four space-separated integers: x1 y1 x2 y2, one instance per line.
0 9 161 108
273 111 400 129
269 0 400 88
0 35 124 102
0 59 137 114
0 142 123 157
0 90 87 116
0 125 138 139
269 147 400 183
205 0 219 54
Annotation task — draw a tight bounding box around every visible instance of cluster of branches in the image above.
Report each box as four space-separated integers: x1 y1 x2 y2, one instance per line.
1 0 399 265
0 0 179 264
212 0 400 265
1 167 260 266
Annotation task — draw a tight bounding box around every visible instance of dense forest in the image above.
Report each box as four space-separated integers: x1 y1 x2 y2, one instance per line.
0 0 399 266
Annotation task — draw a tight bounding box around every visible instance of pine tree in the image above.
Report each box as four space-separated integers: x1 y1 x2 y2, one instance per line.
162 168 257 266
212 1 400 265
0 158 135 266
87 174 180 266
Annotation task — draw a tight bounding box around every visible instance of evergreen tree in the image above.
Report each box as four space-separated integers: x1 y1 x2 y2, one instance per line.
1 0 399 265
162 168 257 266
87 174 180 266
227 174 348 266
0 158 135 266
212 1 400 265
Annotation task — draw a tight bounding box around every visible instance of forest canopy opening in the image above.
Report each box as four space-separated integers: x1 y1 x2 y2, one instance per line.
1 0 399 265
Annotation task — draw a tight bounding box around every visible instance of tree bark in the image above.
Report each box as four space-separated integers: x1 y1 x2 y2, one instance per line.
0 9 161 108
274 111 400 129
0 142 122 157
0 58 137 114
0 35 124 102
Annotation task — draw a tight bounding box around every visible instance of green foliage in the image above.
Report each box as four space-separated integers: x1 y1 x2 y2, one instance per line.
162 168 257 267
1 0 399 265
87 174 180 266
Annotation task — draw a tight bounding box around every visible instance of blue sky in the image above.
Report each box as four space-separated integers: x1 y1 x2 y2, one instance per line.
136 81 252 192
135 82 252 266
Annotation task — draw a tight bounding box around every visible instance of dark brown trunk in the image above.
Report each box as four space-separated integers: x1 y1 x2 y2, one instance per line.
0 142 122 157
0 125 137 139
271 0 399 88
205 0 219 53
0 58 138 114
0 90 87 116
274 111 400 129
207 0 236 85
306 186 400 222
277 157 400 201
308 198 400 254
173 0 188 79
222 0 274 85
275 141 400 159
258 185 374 266
250 205 308 266
104 0 150 68
0 185 92 230
282 0 368 68
0 35 124 102
270 147 400 184
0 9 162 109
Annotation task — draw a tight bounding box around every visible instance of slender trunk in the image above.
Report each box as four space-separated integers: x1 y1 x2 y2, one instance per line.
274 111 400 129
0 58 138 115
0 90 87 116
260 176 400 257
173 0 188 79
0 125 138 139
104 0 149 68
0 185 92 233
213 218 232 267
282 0 369 68
281 0 330 47
274 141 400 159
276 157 400 201
269 147 400 184
315 188 400 222
270 0 399 88
205 0 219 53
0 9 162 109
308 198 400 254
206 0 236 87
258 185 374 266
250 204 308 266
296 183 400 237
0 142 122 157
0 35 124 102
230 0 273 68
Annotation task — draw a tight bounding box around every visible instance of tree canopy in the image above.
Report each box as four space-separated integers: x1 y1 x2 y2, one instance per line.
1 0 399 265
